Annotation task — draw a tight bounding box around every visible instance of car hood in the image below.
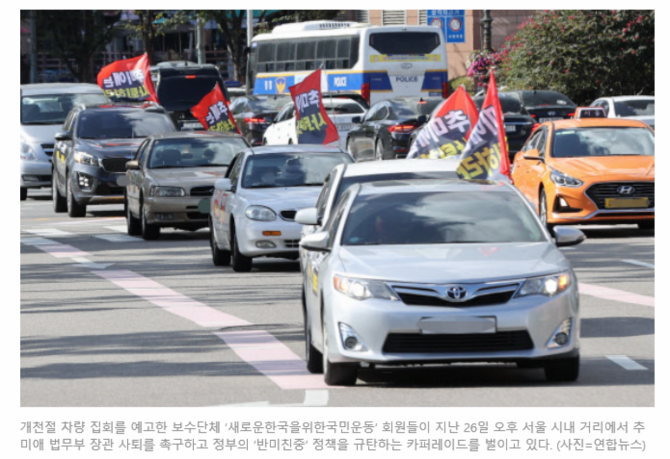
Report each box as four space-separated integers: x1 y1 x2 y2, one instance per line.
551 156 655 180
338 242 569 284
80 139 144 157
21 124 62 144
241 186 322 210
148 167 228 186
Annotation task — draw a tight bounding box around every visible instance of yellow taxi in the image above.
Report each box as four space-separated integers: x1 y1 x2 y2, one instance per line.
511 118 654 230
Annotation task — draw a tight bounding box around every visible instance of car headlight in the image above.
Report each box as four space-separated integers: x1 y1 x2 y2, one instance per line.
245 205 276 221
333 275 399 301
73 151 100 167
550 169 583 187
515 272 571 298
149 186 186 197
20 136 36 161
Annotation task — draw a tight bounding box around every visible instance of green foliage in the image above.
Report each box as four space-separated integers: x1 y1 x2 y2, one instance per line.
499 10 654 104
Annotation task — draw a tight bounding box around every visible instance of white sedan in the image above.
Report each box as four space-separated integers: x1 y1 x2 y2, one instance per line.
590 95 654 129
262 96 367 150
209 145 354 272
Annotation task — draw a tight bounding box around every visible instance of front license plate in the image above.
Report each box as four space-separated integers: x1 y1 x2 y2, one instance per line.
539 117 562 123
418 316 496 334
337 124 352 131
182 122 202 129
605 197 649 208
504 124 516 133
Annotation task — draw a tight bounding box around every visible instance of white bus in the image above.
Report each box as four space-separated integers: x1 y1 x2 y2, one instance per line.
248 21 449 106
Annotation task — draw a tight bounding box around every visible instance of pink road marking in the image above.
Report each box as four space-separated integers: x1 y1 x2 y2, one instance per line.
21 238 90 258
579 282 654 307
95 270 329 389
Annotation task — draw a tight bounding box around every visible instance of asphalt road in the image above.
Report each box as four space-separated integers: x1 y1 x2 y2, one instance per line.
21 189 655 407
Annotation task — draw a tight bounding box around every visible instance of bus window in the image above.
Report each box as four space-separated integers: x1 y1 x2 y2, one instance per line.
258 43 276 63
369 32 440 55
317 39 337 60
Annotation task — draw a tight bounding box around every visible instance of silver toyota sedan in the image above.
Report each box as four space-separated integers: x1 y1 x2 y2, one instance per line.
300 179 585 386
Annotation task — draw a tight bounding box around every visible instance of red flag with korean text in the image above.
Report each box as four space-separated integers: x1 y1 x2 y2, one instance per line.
190 83 241 133
457 72 511 181
97 53 158 103
407 86 479 159
288 69 339 145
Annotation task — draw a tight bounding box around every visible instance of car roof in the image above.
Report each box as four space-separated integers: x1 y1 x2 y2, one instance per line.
148 131 245 140
248 145 347 155
608 95 655 101
343 159 460 178
357 179 513 196
20 83 104 96
78 102 165 112
549 118 652 129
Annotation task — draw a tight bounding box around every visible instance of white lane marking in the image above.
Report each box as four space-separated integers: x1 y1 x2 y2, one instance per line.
559 247 575 251
24 228 71 237
54 218 124 226
621 259 655 269
95 234 140 243
216 390 329 407
106 225 128 233
607 355 648 371
578 282 654 307
71 257 114 270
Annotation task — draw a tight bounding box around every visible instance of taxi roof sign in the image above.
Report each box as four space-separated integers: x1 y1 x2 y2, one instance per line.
574 106 607 119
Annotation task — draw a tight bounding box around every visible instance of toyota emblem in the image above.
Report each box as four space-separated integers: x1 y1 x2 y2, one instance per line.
401 63 413 69
617 185 635 195
446 286 468 300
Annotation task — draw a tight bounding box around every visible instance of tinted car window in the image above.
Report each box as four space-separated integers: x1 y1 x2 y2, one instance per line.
77 110 175 139
21 93 108 125
474 96 525 114
521 91 576 107
248 96 292 112
552 128 655 158
148 138 248 169
341 189 545 245
322 99 365 114
242 153 350 188
614 99 654 117
369 32 440 55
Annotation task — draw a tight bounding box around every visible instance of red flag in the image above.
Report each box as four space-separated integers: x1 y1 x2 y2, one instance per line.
97 53 158 103
288 69 339 145
457 72 511 181
190 83 240 134
407 86 479 159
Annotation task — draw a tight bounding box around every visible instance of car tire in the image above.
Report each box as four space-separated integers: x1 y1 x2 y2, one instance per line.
20 187 27 201
231 225 252 272
126 199 141 236
66 175 86 218
210 219 231 266
539 189 554 232
638 221 654 231
288 139 293 145
322 318 357 386
52 173 66 213
375 138 385 161
304 291 323 374
140 202 160 240
544 355 580 382
262 138 267 145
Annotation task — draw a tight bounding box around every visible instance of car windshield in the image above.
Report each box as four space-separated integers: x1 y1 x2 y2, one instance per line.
521 91 575 107
148 137 248 169
77 110 175 139
21 93 108 125
552 127 655 158
391 99 443 118
335 171 458 204
341 189 545 245
242 153 350 188
614 99 654 117
248 96 292 112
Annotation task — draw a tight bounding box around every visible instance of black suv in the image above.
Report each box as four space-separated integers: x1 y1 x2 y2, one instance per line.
52 102 177 217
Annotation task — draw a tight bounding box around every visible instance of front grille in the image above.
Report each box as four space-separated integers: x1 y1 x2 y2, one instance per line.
190 186 215 197
41 144 54 157
284 239 300 248
398 290 515 308
382 331 534 354
101 157 130 173
280 210 297 221
187 212 208 220
585 182 654 209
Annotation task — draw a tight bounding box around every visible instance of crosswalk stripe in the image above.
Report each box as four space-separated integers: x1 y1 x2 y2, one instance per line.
606 355 648 371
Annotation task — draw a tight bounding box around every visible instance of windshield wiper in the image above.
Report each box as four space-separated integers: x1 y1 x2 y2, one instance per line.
23 121 61 125
245 184 278 189
197 164 230 167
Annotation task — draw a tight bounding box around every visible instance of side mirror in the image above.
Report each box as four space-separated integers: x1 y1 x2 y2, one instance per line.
523 150 544 161
215 178 232 192
553 226 586 247
295 207 319 226
300 231 330 252
55 131 71 142
125 160 140 171
352 116 362 124
417 115 427 125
